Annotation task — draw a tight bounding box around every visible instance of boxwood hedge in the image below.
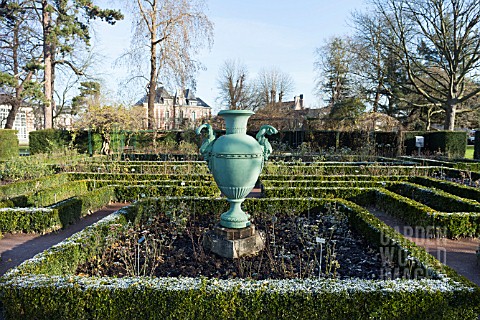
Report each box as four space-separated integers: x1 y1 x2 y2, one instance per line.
352 189 480 238
409 176 480 202
1 197 478 319
387 182 480 213
0 186 114 233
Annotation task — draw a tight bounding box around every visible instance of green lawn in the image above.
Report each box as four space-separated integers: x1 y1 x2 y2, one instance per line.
465 145 474 159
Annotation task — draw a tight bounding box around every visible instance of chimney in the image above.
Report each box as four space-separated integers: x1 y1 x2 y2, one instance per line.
294 94 304 110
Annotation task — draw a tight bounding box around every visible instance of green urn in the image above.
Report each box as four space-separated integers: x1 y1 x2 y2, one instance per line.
196 110 277 229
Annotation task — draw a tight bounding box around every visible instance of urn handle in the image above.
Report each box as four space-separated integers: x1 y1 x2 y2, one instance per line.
196 123 216 162
256 125 278 161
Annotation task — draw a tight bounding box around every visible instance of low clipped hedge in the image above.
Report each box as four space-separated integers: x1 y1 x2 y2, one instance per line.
263 164 439 176
113 184 220 201
260 174 409 182
0 180 90 208
1 197 478 319
387 182 480 213
353 189 480 238
0 186 114 234
263 186 374 199
410 176 480 202
0 173 71 199
0 130 18 160
66 162 209 175
261 180 394 189
68 172 214 182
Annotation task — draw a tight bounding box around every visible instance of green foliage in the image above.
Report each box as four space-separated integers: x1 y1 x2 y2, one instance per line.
410 176 480 202
73 130 103 155
0 174 71 199
261 174 409 182
68 172 213 182
387 182 480 213
402 131 467 158
0 130 18 160
263 163 439 176
353 188 480 238
29 129 72 155
0 180 91 208
0 186 114 234
263 186 373 199
113 184 220 202
1 198 478 319
0 155 55 182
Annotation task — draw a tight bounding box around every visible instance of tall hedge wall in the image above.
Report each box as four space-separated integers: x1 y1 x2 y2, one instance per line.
0 130 18 160
401 131 467 159
29 129 72 155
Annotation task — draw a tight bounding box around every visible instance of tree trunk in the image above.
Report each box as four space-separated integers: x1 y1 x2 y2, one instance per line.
444 103 456 131
147 4 157 130
5 23 20 129
101 133 111 155
42 0 53 129
5 102 19 130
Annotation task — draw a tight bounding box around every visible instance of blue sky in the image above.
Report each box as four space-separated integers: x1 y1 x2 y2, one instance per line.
92 0 368 113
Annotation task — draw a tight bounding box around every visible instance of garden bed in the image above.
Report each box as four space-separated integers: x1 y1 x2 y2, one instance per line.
2 197 478 319
76 202 386 280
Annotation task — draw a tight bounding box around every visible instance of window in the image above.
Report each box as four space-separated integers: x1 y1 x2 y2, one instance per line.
165 110 170 119
0 106 8 128
191 111 196 122
15 111 27 139
0 106 27 140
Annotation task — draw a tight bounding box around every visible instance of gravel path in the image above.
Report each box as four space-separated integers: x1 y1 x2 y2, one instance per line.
371 209 480 286
1 199 478 287
0 203 127 276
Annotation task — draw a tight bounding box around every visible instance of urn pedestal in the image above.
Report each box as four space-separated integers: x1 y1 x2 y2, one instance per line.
196 110 277 258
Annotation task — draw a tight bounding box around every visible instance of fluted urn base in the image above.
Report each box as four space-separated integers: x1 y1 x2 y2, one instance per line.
220 198 250 229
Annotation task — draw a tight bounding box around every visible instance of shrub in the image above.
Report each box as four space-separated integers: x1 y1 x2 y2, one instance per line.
401 131 467 158
0 156 55 182
29 129 72 155
0 174 71 199
1 198 478 319
0 186 114 234
0 130 18 160
410 176 480 202
387 182 480 213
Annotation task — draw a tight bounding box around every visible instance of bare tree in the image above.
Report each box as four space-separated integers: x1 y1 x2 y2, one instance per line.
374 0 480 130
216 59 253 110
256 67 294 108
130 0 213 129
0 0 44 129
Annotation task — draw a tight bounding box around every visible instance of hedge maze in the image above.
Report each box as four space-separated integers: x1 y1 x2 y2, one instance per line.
1 158 480 319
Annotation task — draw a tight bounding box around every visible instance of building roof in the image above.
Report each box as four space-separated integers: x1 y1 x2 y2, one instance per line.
136 86 211 109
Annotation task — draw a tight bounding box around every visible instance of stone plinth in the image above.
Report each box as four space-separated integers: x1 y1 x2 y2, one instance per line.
203 224 265 259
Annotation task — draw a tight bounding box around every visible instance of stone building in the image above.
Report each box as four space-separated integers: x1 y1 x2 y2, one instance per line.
0 94 36 144
136 87 211 129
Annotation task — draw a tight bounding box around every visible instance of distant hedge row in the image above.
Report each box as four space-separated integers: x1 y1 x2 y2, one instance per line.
29 129 469 158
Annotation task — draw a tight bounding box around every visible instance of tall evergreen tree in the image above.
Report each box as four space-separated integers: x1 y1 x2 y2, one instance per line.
37 0 123 129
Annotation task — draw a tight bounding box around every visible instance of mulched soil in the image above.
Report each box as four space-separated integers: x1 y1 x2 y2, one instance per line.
76 207 393 280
